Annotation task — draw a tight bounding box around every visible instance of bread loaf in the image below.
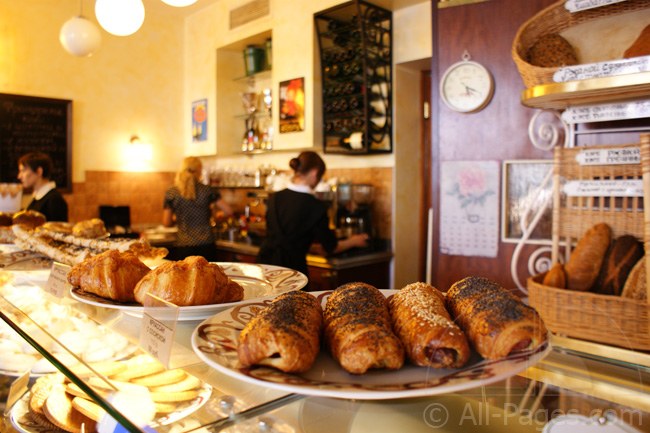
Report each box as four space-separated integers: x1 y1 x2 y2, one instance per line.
12 210 46 229
621 256 647 301
624 24 650 58
565 223 612 291
542 263 566 289
527 33 578 68
594 235 643 296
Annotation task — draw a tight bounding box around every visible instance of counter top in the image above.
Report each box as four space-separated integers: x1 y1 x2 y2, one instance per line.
215 239 393 269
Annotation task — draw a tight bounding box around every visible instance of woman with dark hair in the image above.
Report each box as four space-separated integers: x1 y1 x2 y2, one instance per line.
258 151 368 276
17 152 68 222
163 156 232 261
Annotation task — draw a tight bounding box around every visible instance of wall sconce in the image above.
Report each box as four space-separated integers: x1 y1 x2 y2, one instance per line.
95 0 145 36
129 135 153 162
59 1 101 57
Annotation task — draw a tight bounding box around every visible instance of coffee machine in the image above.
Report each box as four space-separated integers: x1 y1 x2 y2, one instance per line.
336 183 374 238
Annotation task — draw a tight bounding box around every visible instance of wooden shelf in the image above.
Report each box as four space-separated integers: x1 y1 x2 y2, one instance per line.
520 72 650 110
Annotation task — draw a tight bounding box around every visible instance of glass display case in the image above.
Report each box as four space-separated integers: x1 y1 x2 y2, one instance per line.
1 263 649 433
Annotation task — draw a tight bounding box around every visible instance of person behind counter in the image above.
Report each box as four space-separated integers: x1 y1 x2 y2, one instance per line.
17 152 68 222
163 156 233 261
258 151 368 276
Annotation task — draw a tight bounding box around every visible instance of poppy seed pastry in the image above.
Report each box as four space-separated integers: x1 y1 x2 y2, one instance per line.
527 33 578 68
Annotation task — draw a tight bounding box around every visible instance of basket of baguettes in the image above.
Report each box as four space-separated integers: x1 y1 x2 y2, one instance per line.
527 137 650 350
511 0 650 88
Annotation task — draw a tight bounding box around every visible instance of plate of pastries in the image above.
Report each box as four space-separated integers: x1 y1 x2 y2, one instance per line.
9 354 212 433
67 252 308 321
191 277 550 400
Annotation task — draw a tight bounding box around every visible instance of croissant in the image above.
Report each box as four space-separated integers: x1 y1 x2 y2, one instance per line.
133 256 243 306
67 250 150 302
238 290 322 373
389 282 470 368
446 276 547 359
324 282 404 374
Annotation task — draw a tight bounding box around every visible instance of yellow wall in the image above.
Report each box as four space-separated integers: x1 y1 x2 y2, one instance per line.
0 0 187 181
0 0 431 176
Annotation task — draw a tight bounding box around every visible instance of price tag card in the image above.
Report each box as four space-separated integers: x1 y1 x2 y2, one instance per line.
563 179 643 197
574 147 640 166
554 56 650 82
562 100 650 124
45 262 72 299
139 294 179 368
4 369 29 416
564 0 628 13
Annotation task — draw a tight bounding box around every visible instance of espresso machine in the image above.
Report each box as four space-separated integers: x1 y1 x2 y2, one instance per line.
336 183 374 238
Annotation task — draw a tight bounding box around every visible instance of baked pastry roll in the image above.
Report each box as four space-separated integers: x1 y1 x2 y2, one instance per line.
446 276 548 360
389 282 470 368
238 290 322 373
133 256 243 306
68 250 150 302
324 282 404 374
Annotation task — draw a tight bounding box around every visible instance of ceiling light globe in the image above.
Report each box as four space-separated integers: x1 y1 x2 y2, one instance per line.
160 0 198 6
95 0 145 37
59 16 102 57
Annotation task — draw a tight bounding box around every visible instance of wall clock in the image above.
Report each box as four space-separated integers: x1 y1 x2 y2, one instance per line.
440 51 494 113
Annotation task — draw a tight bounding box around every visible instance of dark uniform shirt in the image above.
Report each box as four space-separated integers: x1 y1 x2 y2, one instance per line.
258 188 337 276
28 189 68 222
163 182 219 247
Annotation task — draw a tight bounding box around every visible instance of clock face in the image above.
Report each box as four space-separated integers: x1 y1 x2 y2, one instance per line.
440 61 494 113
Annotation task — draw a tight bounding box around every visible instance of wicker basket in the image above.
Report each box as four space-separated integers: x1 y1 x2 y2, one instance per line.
512 0 650 88
527 137 650 350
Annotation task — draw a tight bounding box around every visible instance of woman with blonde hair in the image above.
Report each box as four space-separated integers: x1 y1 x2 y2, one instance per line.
163 157 232 260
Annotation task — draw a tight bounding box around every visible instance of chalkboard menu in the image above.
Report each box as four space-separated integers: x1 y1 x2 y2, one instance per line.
0 93 72 192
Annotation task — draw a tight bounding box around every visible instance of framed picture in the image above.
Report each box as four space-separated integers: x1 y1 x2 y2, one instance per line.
501 160 553 244
192 99 207 142
279 78 305 133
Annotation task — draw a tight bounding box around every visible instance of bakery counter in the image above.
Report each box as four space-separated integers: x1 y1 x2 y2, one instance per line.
1 267 650 433
215 238 393 290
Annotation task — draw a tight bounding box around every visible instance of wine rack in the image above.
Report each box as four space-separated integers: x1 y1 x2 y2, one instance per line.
315 0 392 154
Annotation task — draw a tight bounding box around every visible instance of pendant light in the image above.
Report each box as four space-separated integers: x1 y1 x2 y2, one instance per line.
59 1 101 57
95 0 145 37
160 0 198 6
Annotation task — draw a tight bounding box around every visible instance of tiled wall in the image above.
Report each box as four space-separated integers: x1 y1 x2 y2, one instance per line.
64 167 392 239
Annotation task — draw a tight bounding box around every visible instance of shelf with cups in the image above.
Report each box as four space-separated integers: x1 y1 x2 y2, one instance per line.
314 0 393 154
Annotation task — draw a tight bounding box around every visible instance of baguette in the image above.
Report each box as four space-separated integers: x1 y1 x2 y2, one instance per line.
565 223 611 291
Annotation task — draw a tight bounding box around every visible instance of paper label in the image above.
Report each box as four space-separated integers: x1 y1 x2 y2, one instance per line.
575 147 640 165
4 370 29 416
562 100 650 124
564 0 628 13
554 55 650 82
563 179 643 197
45 262 71 299
140 314 175 368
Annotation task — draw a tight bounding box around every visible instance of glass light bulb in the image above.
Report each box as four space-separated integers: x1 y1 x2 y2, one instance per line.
59 16 102 57
95 0 145 37
160 0 198 6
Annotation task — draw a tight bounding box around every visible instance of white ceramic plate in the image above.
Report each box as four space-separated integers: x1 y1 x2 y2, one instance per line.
9 382 213 433
69 263 308 321
191 290 551 400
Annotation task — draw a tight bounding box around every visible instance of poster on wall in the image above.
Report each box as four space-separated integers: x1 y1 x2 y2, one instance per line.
279 78 305 133
192 99 207 142
440 160 499 258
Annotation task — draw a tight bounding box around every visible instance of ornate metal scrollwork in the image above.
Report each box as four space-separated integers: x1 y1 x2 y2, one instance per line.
528 109 569 151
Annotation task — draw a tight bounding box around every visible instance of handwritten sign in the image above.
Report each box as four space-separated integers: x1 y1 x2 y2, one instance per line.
562 100 650 124
554 56 650 82
563 180 643 197
45 262 71 298
575 147 640 166
139 294 178 368
565 0 628 13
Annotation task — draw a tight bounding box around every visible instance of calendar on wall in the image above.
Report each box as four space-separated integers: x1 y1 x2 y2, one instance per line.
439 160 499 258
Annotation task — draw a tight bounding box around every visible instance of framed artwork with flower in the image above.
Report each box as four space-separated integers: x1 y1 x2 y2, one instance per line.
501 160 553 244
192 99 207 142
